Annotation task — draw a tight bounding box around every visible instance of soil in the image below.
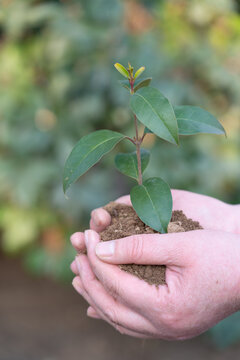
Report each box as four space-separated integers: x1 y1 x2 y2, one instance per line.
101 202 202 286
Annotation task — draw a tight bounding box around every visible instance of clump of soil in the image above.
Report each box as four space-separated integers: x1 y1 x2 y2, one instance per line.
100 202 202 286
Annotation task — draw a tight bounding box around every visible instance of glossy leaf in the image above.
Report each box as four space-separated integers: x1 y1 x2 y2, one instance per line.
174 106 226 136
134 66 145 79
134 77 152 92
130 87 179 145
130 177 172 233
114 149 150 180
114 63 129 79
63 130 125 193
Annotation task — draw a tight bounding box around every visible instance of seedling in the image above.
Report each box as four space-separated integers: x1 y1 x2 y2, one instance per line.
63 63 225 233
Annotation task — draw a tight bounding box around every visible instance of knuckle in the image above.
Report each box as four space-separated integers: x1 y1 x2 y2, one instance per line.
128 235 144 261
102 278 121 301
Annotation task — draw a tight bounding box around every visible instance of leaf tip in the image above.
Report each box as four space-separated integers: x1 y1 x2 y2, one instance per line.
134 66 145 79
114 63 129 79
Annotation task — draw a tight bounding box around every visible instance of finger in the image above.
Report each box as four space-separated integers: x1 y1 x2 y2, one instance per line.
87 306 101 319
90 208 111 232
95 231 199 266
115 195 131 205
84 230 169 312
70 260 78 275
86 306 152 339
70 232 85 252
111 325 154 339
72 275 98 309
90 196 131 233
73 275 153 338
76 254 156 336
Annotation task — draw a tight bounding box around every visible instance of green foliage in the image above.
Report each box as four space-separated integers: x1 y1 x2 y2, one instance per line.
130 177 172 233
114 63 130 79
64 63 227 233
175 106 226 136
133 78 152 92
0 0 240 308
114 149 150 180
119 77 152 92
63 130 125 193
209 312 240 348
134 66 145 79
144 106 226 137
130 87 179 145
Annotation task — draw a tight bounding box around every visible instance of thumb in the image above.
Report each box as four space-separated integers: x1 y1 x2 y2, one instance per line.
95 232 198 266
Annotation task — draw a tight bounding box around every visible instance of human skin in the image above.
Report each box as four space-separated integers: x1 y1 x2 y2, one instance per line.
70 190 240 339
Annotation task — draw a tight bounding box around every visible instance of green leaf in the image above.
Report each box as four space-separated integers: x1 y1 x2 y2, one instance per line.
134 66 145 79
130 87 179 145
119 77 152 92
119 80 130 90
63 130 125 193
114 149 150 180
114 63 129 79
134 77 152 92
174 106 226 136
144 127 153 134
130 177 172 233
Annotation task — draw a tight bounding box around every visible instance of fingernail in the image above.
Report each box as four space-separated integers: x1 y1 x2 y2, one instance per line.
84 230 90 246
84 229 98 247
95 241 115 258
92 210 101 226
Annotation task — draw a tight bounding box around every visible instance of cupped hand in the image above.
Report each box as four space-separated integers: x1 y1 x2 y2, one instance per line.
69 190 240 339
72 229 240 339
70 190 239 254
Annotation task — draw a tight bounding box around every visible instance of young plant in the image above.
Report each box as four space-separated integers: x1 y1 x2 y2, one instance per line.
63 63 226 233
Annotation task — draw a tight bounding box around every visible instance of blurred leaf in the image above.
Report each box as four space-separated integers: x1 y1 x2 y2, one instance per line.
130 87 179 145
134 77 152 92
119 79 130 90
114 149 150 180
114 63 129 79
144 127 153 134
63 130 125 193
209 312 240 348
119 77 152 92
174 106 226 136
134 66 145 79
130 177 172 233
0 208 38 253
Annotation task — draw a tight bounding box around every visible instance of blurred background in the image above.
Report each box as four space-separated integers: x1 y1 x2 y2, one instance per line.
0 0 240 359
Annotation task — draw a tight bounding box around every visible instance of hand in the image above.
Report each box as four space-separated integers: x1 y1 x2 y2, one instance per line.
69 190 240 339
72 229 240 339
70 190 239 254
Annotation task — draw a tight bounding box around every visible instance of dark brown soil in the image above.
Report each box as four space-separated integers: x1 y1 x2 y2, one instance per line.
101 202 202 286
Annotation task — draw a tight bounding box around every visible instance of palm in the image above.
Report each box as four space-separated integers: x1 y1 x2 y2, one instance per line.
171 190 235 232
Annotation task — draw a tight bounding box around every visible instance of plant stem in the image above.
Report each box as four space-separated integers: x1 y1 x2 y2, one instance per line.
129 73 143 185
134 114 143 185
